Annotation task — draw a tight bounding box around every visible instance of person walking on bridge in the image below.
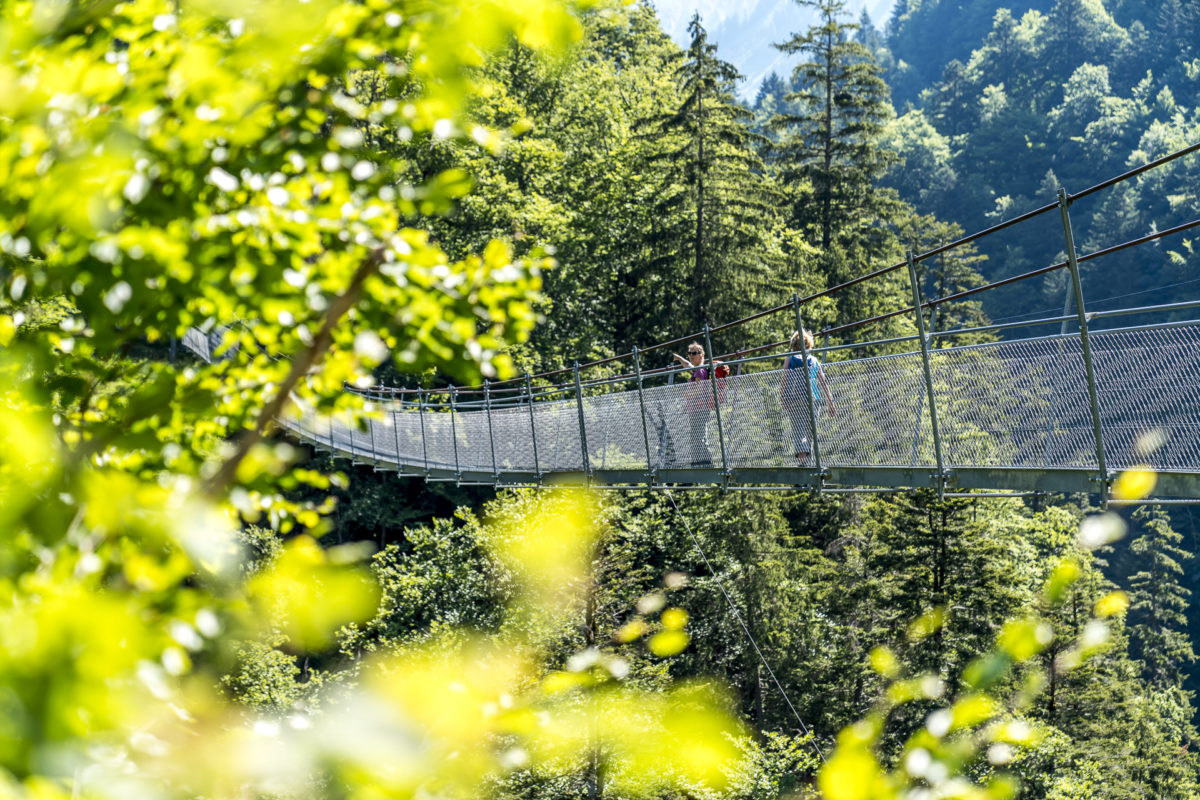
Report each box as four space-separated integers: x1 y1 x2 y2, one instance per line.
673 342 724 468
782 329 835 465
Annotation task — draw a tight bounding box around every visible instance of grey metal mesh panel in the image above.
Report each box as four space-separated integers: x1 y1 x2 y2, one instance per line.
266 322 1200 481
422 408 458 470
929 335 1094 469
533 398 584 472
581 386 651 471
1091 325 1200 472
795 354 934 467
180 327 232 364
491 403 536 471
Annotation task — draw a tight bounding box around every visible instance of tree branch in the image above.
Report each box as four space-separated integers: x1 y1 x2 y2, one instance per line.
201 246 386 500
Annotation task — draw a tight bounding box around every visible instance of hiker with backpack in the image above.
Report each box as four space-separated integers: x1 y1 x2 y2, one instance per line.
673 342 729 467
781 329 836 465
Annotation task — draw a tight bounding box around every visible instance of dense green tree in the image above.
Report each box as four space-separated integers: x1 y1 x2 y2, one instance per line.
880 110 958 211
893 213 992 346
1041 0 1130 93
1129 507 1196 691
772 0 908 330
774 0 896 254
886 0 1056 105
921 58 977 138
751 71 797 141
969 8 1042 102
1154 0 1200 81
639 13 784 332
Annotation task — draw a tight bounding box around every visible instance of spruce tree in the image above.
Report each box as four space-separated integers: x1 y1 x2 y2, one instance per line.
771 0 906 328
896 213 991 343
641 13 783 333
1129 507 1196 692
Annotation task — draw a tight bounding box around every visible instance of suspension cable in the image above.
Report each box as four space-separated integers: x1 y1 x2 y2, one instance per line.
663 488 826 764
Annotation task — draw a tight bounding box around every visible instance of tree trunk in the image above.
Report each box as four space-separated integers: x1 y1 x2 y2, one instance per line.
821 18 834 252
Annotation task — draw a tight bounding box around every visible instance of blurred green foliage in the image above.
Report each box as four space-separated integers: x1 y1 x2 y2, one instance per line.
0 1 754 797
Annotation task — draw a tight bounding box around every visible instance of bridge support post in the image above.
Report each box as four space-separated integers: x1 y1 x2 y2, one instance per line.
792 294 824 493
417 388 430 478
1058 187 1108 499
368 392 378 469
573 362 592 483
907 251 947 500
484 379 499 482
632 346 655 487
391 388 403 471
524 373 542 484
449 385 462 483
326 402 336 453
704 325 731 483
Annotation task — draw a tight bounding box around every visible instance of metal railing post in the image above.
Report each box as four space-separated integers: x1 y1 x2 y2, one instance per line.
391 388 403 470
417 388 430 477
573 362 592 481
704 325 730 480
1058 187 1108 497
907 250 947 500
632 346 654 486
449 385 462 482
792 294 824 491
368 395 378 468
484 379 499 482
653 361 676 472
524 373 542 483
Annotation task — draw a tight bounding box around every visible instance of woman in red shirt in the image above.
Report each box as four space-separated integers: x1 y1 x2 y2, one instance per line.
673 342 721 467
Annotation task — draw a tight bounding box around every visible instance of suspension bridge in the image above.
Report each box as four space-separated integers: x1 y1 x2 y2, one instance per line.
185 144 1200 503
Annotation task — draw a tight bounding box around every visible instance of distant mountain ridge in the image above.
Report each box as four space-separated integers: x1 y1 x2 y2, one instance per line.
652 0 894 98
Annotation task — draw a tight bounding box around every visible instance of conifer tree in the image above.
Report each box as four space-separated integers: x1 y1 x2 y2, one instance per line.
771 0 905 328
1129 507 1196 692
896 213 991 343
641 13 783 332
1042 0 1129 96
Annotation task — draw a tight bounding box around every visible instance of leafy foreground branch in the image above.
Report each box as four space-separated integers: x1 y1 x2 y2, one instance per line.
0 409 754 799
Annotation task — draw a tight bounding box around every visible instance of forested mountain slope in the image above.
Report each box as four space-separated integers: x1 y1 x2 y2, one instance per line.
754 1 1200 332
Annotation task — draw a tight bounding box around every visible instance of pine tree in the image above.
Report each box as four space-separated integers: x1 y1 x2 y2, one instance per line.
640 13 783 332
1042 0 1129 99
853 9 891 72
920 59 975 138
1129 506 1196 692
896 213 991 343
771 0 906 328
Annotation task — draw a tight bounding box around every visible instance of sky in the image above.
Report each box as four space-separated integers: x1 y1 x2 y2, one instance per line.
651 0 895 100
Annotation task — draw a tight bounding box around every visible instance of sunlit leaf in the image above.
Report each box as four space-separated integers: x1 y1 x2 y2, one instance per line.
1112 466 1156 501
997 618 1053 661
1094 590 1130 618
648 630 689 657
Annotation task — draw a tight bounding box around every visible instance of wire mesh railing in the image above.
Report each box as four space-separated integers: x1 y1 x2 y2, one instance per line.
276 321 1200 482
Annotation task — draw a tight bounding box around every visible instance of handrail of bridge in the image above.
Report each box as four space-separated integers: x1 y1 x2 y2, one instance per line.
357 291 1200 413
339 140 1200 403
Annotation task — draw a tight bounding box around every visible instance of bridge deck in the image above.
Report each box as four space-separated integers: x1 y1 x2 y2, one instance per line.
277 321 1200 498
